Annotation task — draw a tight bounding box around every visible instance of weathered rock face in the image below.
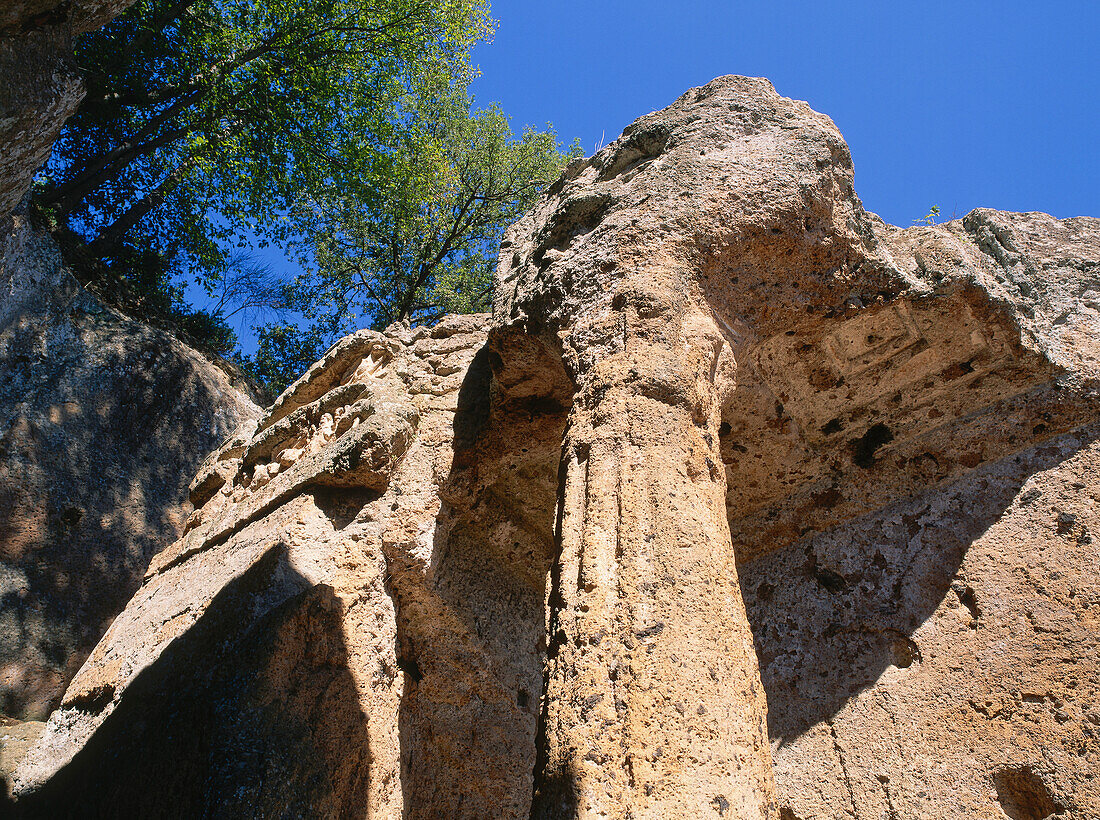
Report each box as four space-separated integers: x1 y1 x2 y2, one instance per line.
0 217 261 719
750 418 1100 820
745 210 1100 819
8 77 1099 819
0 14 81 222
0 0 133 36
11 312 565 818
493 78 1096 818
0 0 137 221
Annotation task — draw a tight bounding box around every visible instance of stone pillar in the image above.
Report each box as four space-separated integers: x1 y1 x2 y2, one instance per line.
531 290 777 819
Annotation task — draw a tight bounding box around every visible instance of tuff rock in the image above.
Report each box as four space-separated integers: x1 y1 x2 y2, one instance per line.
9 76 1099 819
0 217 261 722
0 0 138 223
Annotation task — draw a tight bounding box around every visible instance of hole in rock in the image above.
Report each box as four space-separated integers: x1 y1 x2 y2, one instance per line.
59 506 83 529
396 656 423 683
812 567 847 594
1056 512 1076 535
942 359 976 380
889 637 920 669
993 766 1061 820
955 584 981 621
852 423 894 468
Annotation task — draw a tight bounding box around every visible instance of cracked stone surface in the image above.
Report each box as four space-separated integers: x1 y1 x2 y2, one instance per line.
6 77 1099 819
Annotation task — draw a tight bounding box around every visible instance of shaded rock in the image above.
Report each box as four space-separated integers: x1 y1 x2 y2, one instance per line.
0 0 134 36
9 77 1100 819
0 217 260 719
0 717 44 803
746 421 1100 819
0 16 81 222
0 0 139 222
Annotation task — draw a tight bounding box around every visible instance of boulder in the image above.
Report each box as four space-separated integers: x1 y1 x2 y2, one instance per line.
0 217 261 720
10 77 1099 819
495 77 1097 818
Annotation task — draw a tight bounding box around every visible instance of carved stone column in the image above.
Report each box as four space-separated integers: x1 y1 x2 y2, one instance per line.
531 283 777 819
494 75 912 819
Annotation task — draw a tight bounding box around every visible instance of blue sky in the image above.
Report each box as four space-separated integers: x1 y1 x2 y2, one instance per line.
471 1 1098 226
222 1 1098 354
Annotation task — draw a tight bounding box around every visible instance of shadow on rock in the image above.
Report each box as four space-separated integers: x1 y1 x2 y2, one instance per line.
391 341 571 819
12 544 371 818
739 426 1097 744
0 284 259 718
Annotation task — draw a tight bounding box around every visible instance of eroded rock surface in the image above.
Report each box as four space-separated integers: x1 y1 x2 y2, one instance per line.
11 312 570 818
0 0 137 222
0 218 261 719
744 210 1100 819
9 77 1099 819
493 77 1097 818
750 420 1100 820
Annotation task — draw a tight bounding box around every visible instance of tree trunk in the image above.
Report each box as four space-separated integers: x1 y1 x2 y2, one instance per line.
85 158 191 258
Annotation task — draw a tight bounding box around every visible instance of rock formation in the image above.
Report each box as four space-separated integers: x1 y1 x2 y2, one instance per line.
8 77 1098 818
0 0 137 222
13 313 545 817
0 216 261 720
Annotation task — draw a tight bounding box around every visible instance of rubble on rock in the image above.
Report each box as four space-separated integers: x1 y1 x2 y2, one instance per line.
9 77 1098 818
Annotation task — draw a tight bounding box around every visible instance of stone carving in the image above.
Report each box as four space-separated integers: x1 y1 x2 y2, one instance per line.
492 76 1096 818
7 78 1099 819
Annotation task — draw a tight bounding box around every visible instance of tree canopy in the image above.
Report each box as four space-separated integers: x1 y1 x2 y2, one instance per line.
235 93 576 392
44 0 490 255
38 0 574 391
301 101 572 328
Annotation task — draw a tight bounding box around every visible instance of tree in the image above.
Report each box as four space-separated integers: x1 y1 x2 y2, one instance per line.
41 0 576 392
237 320 330 394
38 0 492 283
240 88 578 391
288 93 577 330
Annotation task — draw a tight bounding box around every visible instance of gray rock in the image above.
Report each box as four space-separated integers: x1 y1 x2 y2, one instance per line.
0 217 260 719
0 0 138 222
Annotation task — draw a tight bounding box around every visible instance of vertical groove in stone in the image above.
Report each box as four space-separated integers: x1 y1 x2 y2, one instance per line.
533 307 777 819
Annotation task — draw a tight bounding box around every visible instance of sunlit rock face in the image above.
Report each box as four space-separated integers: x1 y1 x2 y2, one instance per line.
9 77 1099 819
0 218 261 720
10 312 567 818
